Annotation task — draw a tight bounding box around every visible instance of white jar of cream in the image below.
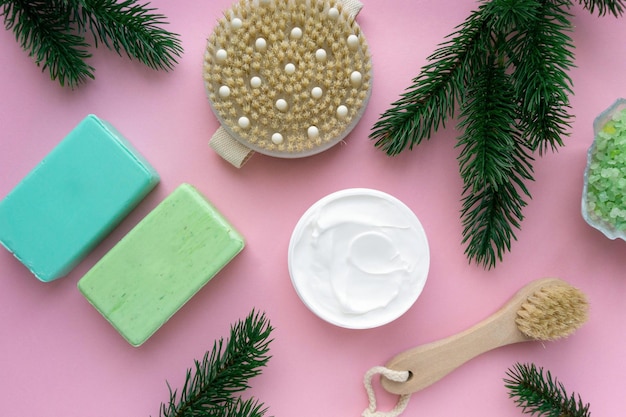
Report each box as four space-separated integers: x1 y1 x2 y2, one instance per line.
288 188 430 329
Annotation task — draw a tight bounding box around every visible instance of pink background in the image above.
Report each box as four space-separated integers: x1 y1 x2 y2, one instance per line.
1 1 625 416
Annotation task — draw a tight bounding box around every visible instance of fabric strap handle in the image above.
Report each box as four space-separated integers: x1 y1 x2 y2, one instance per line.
342 0 363 17
209 127 254 168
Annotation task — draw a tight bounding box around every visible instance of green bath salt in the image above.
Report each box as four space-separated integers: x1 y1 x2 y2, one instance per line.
585 105 626 232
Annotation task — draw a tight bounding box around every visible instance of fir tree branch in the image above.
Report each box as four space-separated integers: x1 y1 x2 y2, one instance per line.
457 55 534 268
1 0 94 87
504 363 591 417
70 0 183 71
0 0 183 87
370 6 490 155
577 0 625 16
370 0 621 268
506 0 575 155
217 397 269 417
158 310 273 417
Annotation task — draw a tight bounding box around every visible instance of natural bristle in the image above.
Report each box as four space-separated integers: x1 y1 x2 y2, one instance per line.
204 0 372 156
516 283 589 341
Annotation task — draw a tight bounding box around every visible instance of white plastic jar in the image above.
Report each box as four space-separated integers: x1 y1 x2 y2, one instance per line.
288 188 430 329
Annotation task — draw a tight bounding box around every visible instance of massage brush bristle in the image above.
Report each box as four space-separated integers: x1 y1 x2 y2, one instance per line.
381 278 589 395
204 0 372 157
516 282 588 341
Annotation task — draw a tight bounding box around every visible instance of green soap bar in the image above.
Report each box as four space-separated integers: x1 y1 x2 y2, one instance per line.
0 114 159 282
77 183 245 347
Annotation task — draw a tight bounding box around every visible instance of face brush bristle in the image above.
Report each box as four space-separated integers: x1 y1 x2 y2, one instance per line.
380 278 589 396
516 282 589 341
203 0 372 158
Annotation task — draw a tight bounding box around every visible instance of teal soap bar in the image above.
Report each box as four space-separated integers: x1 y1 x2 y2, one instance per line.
0 114 159 282
77 183 245 347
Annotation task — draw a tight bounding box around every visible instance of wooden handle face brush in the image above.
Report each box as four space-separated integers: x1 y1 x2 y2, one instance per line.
382 278 589 395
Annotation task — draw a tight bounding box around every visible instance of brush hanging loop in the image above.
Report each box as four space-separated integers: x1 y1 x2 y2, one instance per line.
340 0 364 17
362 366 412 417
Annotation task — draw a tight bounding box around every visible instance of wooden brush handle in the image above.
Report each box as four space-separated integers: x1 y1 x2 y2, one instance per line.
381 278 563 395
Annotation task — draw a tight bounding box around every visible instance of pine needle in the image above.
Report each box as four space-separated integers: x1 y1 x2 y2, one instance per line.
578 0 625 15
504 362 591 417
71 0 184 71
157 310 273 417
370 6 488 155
370 0 623 268
505 0 575 155
457 54 534 269
1 0 95 87
0 0 183 87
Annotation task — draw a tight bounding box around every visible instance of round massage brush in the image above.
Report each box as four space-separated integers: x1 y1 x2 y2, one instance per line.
203 0 372 166
381 278 589 395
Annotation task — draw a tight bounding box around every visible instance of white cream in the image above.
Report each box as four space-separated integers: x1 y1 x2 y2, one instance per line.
288 189 429 329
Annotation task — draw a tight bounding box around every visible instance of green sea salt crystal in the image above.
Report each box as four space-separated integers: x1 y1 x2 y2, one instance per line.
585 106 626 231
